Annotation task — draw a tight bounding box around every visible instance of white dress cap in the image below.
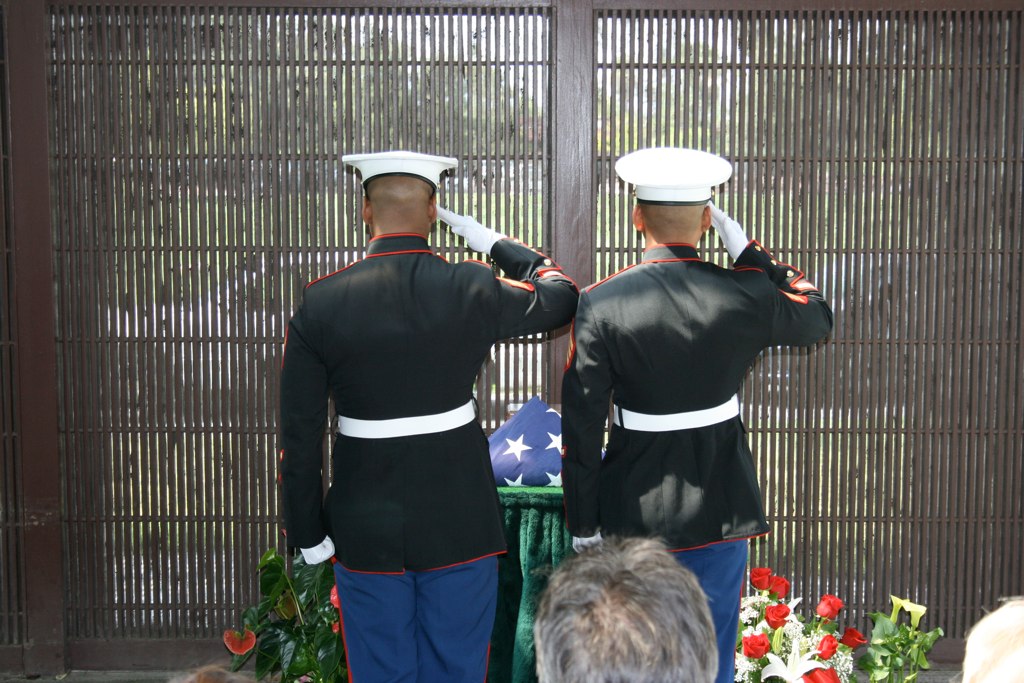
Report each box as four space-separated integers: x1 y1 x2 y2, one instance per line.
342 150 459 192
615 147 732 205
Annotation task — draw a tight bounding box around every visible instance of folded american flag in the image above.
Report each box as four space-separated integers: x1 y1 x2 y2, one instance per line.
489 396 563 487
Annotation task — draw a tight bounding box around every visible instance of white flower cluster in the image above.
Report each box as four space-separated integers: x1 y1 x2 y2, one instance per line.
739 595 770 626
830 650 855 680
733 652 758 682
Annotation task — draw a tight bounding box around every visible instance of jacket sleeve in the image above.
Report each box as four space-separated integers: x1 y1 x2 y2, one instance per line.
734 240 834 346
559 292 609 537
487 238 579 338
278 297 330 549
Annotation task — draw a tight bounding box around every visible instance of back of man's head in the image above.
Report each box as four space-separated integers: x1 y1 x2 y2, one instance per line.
363 175 435 235
534 536 718 683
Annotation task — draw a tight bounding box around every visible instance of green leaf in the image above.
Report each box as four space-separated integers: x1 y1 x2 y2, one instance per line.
255 629 283 680
228 652 252 672
278 631 299 675
258 548 283 571
315 628 344 676
771 626 785 653
241 606 259 630
870 614 899 642
261 561 288 599
293 556 324 607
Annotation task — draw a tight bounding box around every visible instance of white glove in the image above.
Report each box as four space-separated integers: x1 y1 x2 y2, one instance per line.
709 202 751 260
300 536 335 565
572 531 603 553
437 206 505 255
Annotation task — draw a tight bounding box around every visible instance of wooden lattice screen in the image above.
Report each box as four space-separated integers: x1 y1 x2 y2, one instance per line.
48 3 552 645
594 7 1023 641
0 0 1020 674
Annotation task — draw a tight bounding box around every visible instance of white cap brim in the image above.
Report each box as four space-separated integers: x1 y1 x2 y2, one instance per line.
342 150 458 191
615 148 732 204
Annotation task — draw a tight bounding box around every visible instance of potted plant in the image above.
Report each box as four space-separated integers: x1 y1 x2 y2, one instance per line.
223 549 347 682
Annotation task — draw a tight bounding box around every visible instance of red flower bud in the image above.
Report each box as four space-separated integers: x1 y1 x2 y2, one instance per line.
840 627 867 649
223 628 256 655
817 634 839 660
750 567 772 590
816 594 844 620
742 633 771 659
330 585 341 610
765 603 791 629
768 576 791 599
332 621 341 634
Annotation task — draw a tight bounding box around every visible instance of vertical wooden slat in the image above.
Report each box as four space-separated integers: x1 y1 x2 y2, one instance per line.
0 1 25 654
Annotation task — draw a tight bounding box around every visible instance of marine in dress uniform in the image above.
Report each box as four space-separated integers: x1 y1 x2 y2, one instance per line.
561 148 833 683
279 151 578 683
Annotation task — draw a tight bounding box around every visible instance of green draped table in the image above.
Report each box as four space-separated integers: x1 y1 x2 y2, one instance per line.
489 486 573 683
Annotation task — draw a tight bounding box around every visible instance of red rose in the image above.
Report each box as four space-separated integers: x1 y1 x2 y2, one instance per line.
768 576 791 599
750 567 772 590
742 633 771 659
840 627 867 649
330 585 341 609
816 594 844 620
765 603 791 629
802 669 841 683
223 628 256 655
817 634 839 660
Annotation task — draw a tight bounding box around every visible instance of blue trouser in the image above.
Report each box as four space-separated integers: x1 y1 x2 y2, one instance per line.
673 539 748 683
333 556 498 683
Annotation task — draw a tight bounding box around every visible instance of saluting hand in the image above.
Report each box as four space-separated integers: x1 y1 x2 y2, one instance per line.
437 206 505 256
709 202 751 260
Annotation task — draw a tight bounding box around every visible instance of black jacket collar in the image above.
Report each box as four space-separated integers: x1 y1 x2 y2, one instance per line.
642 243 700 262
366 233 433 256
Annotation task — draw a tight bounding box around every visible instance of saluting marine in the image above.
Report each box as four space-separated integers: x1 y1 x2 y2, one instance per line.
279 151 578 682
561 148 833 683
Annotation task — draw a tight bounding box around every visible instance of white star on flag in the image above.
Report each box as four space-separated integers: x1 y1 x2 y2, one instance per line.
488 396 565 488
503 434 533 462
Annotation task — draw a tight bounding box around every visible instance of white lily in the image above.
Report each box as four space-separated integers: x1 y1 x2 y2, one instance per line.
760 645 825 682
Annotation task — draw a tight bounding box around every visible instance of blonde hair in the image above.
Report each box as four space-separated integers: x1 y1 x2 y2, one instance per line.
168 665 255 683
962 599 1024 683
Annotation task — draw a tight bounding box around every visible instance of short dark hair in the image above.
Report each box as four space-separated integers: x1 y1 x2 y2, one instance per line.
534 536 718 683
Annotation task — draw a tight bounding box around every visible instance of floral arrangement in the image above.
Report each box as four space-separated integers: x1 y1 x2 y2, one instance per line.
735 567 867 682
223 549 347 682
735 567 943 683
858 595 943 682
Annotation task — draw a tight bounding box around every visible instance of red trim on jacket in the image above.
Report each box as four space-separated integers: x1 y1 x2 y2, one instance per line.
585 262 642 292
666 531 769 554
563 321 577 371
369 232 426 241
782 291 810 304
498 277 535 292
335 592 356 683
365 249 435 259
305 260 360 289
334 550 505 575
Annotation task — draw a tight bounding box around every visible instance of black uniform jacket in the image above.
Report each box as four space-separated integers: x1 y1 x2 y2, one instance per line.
561 241 833 550
280 232 578 572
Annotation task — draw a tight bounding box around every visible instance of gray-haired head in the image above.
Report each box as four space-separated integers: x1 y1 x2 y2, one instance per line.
534 536 718 683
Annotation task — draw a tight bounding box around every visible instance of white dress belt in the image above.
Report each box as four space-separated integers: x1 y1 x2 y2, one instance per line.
336 399 476 439
612 395 740 432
